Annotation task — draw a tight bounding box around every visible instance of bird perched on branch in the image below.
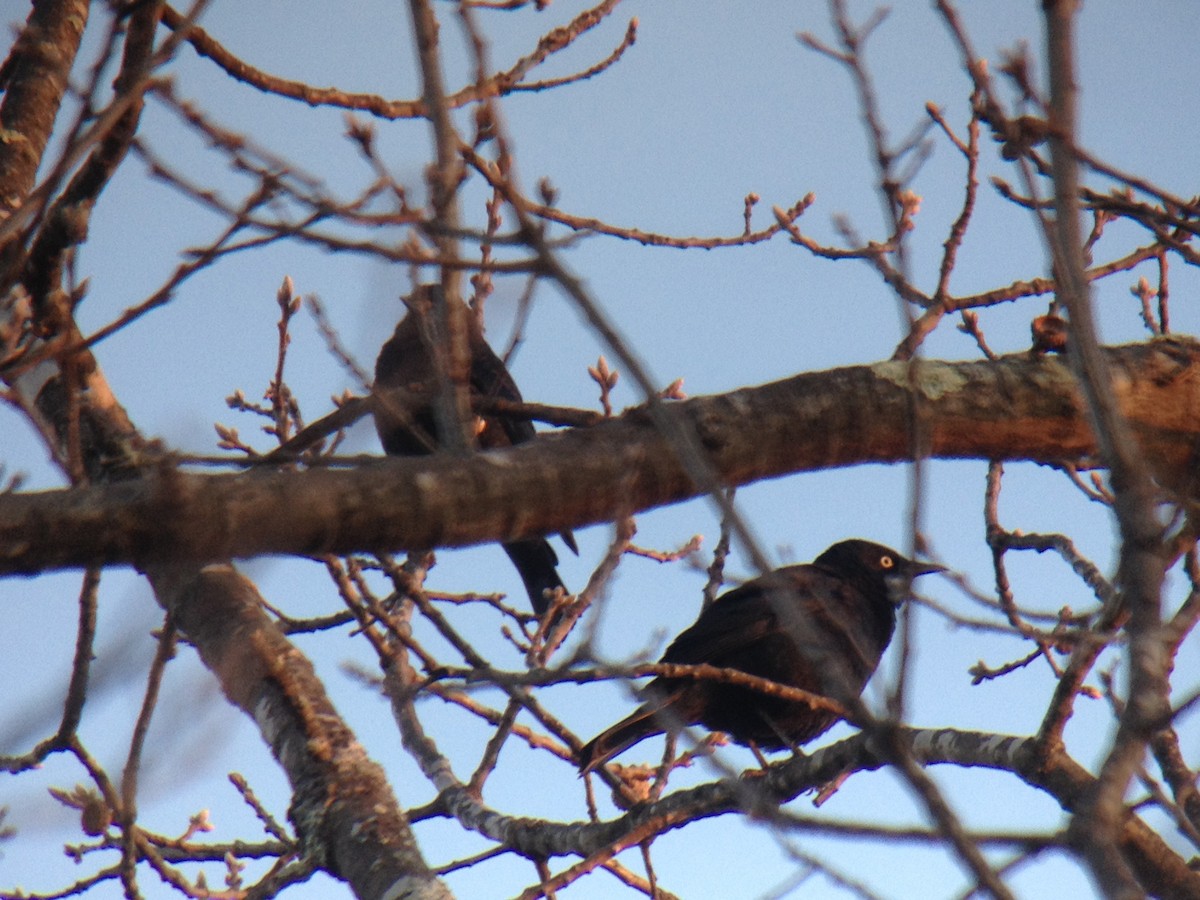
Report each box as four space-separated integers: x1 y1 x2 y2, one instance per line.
373 285 574 617
577 539 942 773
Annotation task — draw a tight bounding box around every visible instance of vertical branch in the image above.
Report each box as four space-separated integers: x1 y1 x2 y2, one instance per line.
803 2 938 731
0 567 100 771
25 0 166 324
407 0 471 453
118 613 176 885
1042 2 1169 896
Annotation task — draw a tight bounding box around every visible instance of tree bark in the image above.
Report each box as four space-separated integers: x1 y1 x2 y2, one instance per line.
3 339 1198 574
151 565 454 900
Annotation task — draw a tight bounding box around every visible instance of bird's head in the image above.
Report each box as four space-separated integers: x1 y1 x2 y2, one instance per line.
815 539 944 606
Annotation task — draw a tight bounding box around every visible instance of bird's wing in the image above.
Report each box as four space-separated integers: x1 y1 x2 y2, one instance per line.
467 326 580 562
659 570 819 666
373 316 441 455
576 696 681 773
469 339 537 446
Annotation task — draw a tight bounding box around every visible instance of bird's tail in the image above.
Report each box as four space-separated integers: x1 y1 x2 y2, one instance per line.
576 705 666 774
502 538 564 616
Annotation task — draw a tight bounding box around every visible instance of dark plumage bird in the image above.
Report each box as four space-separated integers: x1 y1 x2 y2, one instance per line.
577 540 942 772
373 286 574 616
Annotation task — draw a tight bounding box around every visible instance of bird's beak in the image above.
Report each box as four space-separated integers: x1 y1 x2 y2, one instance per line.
910 561 946 578
886 561 943 606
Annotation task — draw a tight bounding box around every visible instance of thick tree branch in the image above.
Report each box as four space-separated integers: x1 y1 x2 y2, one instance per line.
3 340 1198 574
437 727 1199 899
150 565 452 900
0 0 90 218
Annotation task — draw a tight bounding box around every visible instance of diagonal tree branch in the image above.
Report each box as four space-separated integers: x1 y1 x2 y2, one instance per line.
0 8 458 894
0 0 90 218
150 564 453 899
403 726 1200 899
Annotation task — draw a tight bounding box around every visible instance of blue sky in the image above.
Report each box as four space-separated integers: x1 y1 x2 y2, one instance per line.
3 2 1200 898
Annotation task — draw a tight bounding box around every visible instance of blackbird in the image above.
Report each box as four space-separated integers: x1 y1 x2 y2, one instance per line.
373 286 574 616
577 539 942 772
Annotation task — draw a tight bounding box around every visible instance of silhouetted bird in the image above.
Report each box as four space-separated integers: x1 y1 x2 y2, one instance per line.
577 540 942 772
373 286 574 616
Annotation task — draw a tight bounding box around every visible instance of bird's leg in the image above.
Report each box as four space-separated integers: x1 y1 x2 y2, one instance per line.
528 588 576 666
736 742 774 784
756 714 803 770
748 740 771 770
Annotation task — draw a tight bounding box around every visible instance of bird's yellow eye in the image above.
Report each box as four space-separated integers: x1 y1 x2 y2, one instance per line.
879 555 895 569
